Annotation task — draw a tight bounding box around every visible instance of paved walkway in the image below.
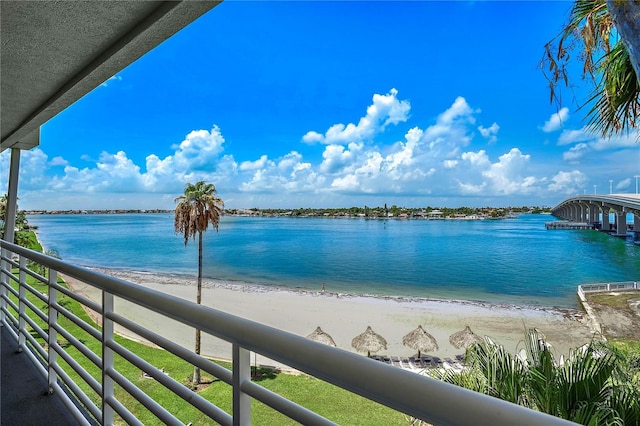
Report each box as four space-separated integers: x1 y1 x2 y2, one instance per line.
1 326 82 425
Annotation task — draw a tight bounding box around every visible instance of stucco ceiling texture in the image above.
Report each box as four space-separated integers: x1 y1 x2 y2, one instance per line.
1 1 220 152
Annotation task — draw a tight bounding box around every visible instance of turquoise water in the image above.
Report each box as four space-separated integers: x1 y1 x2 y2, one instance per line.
26 213 640 308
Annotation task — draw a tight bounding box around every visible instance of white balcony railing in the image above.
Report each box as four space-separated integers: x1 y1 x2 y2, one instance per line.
0 240 574 425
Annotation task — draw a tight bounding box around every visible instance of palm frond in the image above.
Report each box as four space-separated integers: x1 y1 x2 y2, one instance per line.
174 180 224 246
541 0 640 138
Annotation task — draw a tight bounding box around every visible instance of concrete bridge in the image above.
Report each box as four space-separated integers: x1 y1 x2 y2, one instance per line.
551 194 640 236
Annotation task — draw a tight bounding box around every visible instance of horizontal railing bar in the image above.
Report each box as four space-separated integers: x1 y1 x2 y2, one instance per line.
106 339 232 424
51 341 102 396
3 281 19 297
2 293 19 313
21 341 48 377
22 310 47 341
50 381 95 426
23 326 48 361
51 362 102 421
105 367 182 426
53 301 102 341
22 266 49 287
1 317 19 339
21 296 48 323
52 281 102 313
241 379 335 425
107 311 233 384
2 240 576 426
21 278 48 304
52 322 102 369
1 256 19 270
2 269 19 284
22 318 48 359
105 395 143 426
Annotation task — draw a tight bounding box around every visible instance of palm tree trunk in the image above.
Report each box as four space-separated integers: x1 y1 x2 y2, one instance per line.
607 0 640 85
193 231 203 385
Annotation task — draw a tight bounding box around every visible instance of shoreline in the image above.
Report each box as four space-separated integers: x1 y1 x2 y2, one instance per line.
62 267 598 369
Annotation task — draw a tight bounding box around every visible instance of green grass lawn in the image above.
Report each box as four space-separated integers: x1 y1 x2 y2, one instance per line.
5 238 406 425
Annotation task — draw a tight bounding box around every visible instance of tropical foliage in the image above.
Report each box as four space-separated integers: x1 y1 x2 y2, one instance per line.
543 0 640 138
1 194 36 247
174 181 224 385
428 329 640 425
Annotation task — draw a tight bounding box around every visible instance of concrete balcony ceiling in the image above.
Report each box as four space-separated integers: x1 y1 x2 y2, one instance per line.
1 1 220 153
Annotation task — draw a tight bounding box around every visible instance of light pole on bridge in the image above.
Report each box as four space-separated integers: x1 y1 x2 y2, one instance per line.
609 180 613 194
635 175 640 194
594 184 597 194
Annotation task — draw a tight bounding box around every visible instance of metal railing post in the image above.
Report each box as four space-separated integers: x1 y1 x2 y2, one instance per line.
102 291 115 425
18 256 26 351
0 247 7 325
48 269 58 394
232 344 251 426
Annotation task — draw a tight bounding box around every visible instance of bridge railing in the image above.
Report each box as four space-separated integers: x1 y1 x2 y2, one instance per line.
0 240 574 425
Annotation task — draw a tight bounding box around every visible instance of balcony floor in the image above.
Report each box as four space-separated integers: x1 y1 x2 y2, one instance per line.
1 326 82 425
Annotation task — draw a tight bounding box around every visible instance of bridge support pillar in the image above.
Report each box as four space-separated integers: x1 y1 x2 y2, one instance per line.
570 204 578 221
601 207 610 231
579 202 590 222
614 210 627 237
588 204 600 226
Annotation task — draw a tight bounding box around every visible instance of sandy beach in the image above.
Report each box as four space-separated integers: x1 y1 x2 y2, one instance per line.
62 268 598 370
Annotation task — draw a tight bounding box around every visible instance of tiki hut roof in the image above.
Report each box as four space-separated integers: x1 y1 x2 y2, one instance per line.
306 326 337 347
449 325 483 350
402 325 438 356
351 326 387 356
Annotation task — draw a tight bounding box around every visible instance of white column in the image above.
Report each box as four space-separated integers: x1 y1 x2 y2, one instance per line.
48 270 58 394
102 291 115 425
3 148 21 243
233 343 251 426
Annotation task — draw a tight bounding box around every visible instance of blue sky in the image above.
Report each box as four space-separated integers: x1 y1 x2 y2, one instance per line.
2 1 639 210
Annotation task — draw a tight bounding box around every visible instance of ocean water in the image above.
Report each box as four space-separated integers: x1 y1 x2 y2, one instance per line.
26 213 640 308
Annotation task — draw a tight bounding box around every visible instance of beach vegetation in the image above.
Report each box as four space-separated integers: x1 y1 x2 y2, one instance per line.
543 0 640 138
1 194 37 247
6 232 405 424
174 180 224 386
428 328 640 425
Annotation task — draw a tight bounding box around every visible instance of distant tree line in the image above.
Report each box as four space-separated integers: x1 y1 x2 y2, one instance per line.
225 205 552 218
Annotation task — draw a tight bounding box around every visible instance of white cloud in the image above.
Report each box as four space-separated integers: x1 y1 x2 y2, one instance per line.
100 74 122 87
560 129 638 162
542 107 569 132
548 170 587 194
5 89 634 210
301 131 323 144
563 143 589 161
457 148 538 195
302 88 410 145
239 155 272 171
478 122 500 143
319 143 362 174
615 178 631 191
49 156 68 166
557 127 595 146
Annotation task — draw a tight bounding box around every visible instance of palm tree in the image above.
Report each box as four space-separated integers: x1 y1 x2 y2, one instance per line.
543 0 640 138
429 329 640 424
174 181 224 385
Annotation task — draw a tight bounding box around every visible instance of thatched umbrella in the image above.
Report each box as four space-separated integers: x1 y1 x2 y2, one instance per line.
306 326 337 347
449 325 483 350
402 325 438 358
351 326 387 357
